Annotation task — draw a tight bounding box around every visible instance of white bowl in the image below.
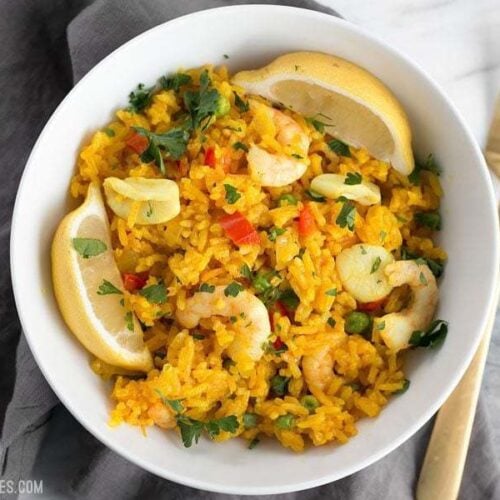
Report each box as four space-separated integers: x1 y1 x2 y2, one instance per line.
10 5 499 495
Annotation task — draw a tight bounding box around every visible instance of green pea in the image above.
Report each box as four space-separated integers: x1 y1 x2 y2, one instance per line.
275 414 295 430
345 311 371 335
242 412 259 429
215 95 231 117
300 395 320 413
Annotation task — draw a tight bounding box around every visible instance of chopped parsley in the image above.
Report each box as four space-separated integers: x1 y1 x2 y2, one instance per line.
232 141 249 152
191 333 205 340
240 264 253 280
128 83 154 113
371 256 382 274
248 437 260 449
72 238 107 259
271 375 289 396
379 230 387 242
345 172 362 185
97 279 123 296
336 200 356 231
291 153 303 159
103 127 115 137
415 211 442 231
199 283 215 293
146 202 153 218
408 154 441 185
184 70 221 130
267 227 286 242
305 189 326 202
400 247 445 278
133 126 189 174
155 389 184 413
409 320 448 348
233 92 249 113
326 288 337 296
419 272 428 285
375 321 386 331
328 138 351 157
360 245 367 255
223 54 229 59
224 184 241 204
279 288 300 310
394 379 410 394
124 311 134 331
224 282 244 297
327 317 336 328
160 72 192 92
138 283 168 304
306 117 330 133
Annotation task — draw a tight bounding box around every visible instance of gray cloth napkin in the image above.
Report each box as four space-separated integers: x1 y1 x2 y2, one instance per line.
1 1 499 498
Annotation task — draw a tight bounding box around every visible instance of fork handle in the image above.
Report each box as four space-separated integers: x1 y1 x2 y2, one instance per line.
416 311 495 500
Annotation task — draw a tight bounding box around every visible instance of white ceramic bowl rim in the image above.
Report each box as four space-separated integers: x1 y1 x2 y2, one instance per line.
10 5 500 495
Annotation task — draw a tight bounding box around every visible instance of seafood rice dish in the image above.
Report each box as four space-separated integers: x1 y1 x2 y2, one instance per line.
52 52 448 452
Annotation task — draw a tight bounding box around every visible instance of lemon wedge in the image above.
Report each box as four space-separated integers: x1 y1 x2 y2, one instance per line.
232 51 414 175
103 177 180 225
51 184 153 372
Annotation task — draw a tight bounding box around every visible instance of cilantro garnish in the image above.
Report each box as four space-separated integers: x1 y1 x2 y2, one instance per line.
138 283 167 304
97 279 123 296
72 238 107 259
177 415 238 448
184 70 221 130
155 389 184 413
224 184 241 204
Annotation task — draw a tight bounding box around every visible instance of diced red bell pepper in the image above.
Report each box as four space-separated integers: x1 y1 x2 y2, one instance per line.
126 132 149 155
274 300 289 318
204 147 216 168
358 298 386 312
122 272 149 292
220 212 260 246
298 203 316 236
272 337 285 351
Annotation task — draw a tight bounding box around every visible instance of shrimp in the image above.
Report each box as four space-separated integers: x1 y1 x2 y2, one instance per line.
247 101 311 187
176 286 271 361
378 260 438 351
148 402 176 429
302 346 334 392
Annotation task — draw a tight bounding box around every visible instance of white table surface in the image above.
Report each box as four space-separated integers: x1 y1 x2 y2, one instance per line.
22 1 500 498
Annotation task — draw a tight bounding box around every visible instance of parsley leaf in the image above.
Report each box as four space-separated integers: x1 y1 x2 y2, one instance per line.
155 389 184 413
419 272 428 285
408 154 441 185
124 311 134 331
160 72 192 92
240 264 253 280
139 283 168 304
328 138 351 157
248 437 260 449
409 320 448 348
97 279 123 296
199 283 215 293
72 238 107 259
394 379 410 394
326 288 337 296
224 282 244 297
400 247 445 278
134 126 189 174
306 117 330 133
243 413 259 429
184 70 221 130
345 172 362 185
327 317 336 327
267 227 286 242
371 257 382 274
271 375 289 396
415 211 442 231
224 184 241 204
233 92 249 113
177 416 205 448
279 288 300 310
103 127 115 137
232 141 249 152
336 200 356 231
128 83 154 113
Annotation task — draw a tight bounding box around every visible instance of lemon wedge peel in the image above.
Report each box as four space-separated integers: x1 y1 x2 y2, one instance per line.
51 183 153 372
